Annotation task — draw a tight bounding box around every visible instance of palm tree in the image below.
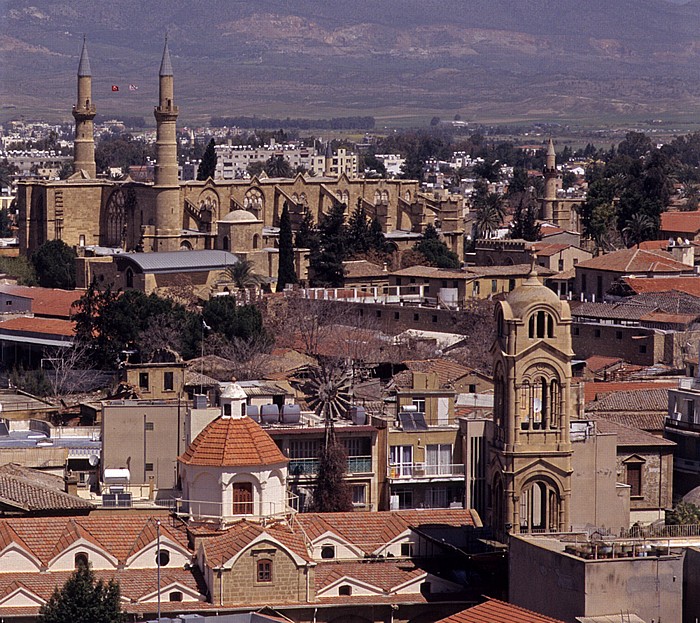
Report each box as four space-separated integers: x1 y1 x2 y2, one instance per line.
473 193 505 240
226 258 263 302
622 213 655 248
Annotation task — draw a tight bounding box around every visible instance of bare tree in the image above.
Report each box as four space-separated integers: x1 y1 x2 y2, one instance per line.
43 343 109 397
138 314 185 362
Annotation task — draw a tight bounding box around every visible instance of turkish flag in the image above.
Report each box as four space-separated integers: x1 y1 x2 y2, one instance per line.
111 85 119 92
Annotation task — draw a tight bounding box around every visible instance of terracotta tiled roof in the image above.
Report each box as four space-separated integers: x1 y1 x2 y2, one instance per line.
585 387 670 413
623 276 700 296
530 243 570 257
0 285 84 319
0 567 204 612
316 559 425 593
394 359 473 389
0 470 93 512
0 515 188 565
633 291 700 314
437 598 566 623
593 418 675 447
570 301 658 321
583 381 677 403
296 509 477 555
0 317 75 337
638 239 669 250
466 264 556 278
639 311 699 325
343 260 387 279
660 210 700 234
179 415 287 467
589 412 666 432
200 520 311 566
585 356 623 373
575 248 690 274
391 266 465 279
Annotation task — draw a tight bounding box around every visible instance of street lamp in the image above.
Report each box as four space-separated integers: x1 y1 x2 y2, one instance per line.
156 519 161 622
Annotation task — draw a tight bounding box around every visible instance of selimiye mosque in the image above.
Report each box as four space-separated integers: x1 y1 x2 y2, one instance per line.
16 38 465 264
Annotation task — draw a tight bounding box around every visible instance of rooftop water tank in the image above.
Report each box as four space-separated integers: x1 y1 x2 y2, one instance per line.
280 404 301 424
260 403 280 425
246 404 260 423
347 406 367 425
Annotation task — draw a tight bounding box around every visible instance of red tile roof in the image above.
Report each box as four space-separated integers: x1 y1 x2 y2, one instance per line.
623 276 700 297
576 248 690 274
0 317 75 337
585 356 623 373
437 598 566 623
660 210 700 234
583 381 677 403
0 515 188 566
0 466 93 512
593 418 675 447
179 415 287 467
343 260 388 279
315 559 425 593
296 509 477 555
200 520 311 566
0 567 204 611
0 285 83 319
398 359 474 389
585 387 670 413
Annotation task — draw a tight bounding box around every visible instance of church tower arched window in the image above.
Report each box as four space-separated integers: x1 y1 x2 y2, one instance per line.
528 310 554 339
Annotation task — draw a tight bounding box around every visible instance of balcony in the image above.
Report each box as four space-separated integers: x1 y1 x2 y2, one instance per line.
665 416 700 433
388 462 465 481
289 456 372 477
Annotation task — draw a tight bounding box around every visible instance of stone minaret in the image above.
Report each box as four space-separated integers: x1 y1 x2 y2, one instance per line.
487 263 573 538
541 138 558 223
153 37 180 248
324 141 334 177
72 37 97 177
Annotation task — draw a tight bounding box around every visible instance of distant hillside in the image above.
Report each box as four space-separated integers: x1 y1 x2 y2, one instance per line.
4 0 700 124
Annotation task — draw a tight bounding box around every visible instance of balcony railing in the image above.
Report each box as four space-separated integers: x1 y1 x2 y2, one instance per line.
388 463 465 479
665 416 700 432
289 455 372 477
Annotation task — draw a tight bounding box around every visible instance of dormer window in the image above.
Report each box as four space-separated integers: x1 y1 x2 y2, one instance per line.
321 545 335 559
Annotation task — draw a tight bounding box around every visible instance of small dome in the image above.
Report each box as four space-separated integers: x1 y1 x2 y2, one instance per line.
220 209 258 223
506 267 562 318
179 416 287 467
221 382 246 400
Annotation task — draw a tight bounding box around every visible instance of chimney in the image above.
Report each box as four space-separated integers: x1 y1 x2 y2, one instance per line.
64 470 79 496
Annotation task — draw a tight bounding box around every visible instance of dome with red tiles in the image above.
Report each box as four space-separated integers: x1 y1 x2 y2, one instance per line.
179 416 287 467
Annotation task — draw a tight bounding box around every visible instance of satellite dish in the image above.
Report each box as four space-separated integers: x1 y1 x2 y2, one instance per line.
533 398 542 413
88 454 100 467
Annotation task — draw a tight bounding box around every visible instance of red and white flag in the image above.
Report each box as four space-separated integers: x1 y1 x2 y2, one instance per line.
111 85 119 92
129 84 138 91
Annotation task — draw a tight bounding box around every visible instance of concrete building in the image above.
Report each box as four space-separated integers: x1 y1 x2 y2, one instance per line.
509 533 683 623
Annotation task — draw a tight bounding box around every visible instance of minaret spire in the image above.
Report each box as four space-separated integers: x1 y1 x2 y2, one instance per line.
542 138 558 223
72 36 97 177
152 35 181 250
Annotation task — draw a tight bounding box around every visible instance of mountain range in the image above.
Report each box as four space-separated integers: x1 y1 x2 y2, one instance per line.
4 0 700 126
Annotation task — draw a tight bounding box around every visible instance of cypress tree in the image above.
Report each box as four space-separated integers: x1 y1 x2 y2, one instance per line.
347 200 371 257
312 201 348 287
295 208 318 250
277 203 297 292
368 215 387 253
38 564 125 623
197 138 217 180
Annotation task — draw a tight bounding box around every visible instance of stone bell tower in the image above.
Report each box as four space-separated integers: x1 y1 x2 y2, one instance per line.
488 261 574 537
72 37 97 178
153 37 181 250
